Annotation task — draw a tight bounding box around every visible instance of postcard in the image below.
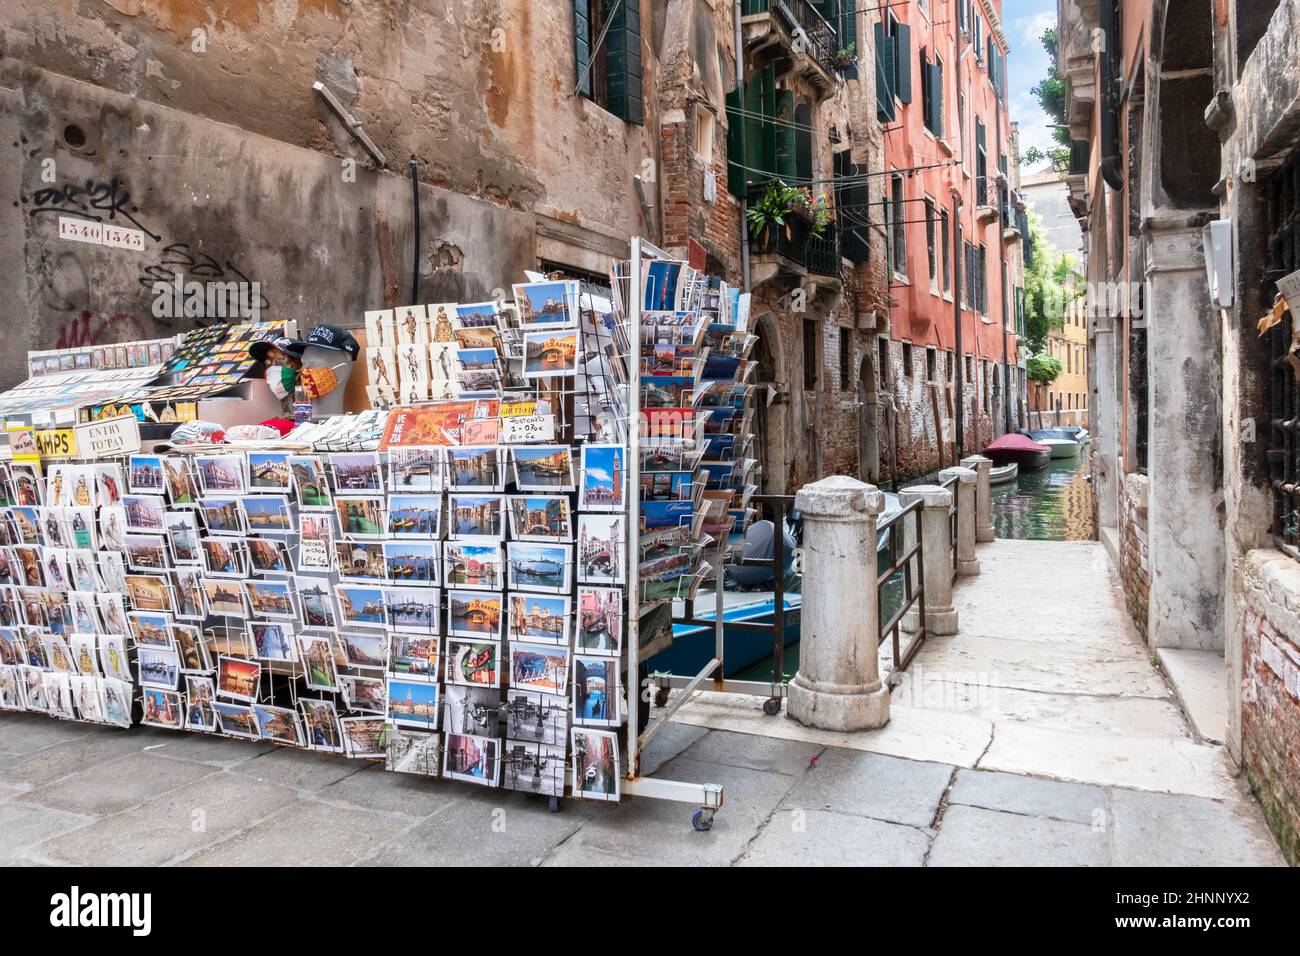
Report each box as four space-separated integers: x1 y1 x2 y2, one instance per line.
514 279 578 329
443 683 499 738
387 678 439 731
247 452 293 493
216 655 261 702
289 456 331 510
522 329 578 378
334 583 387 629
443 542 504 590
125 573 173 613
202 578 246 617
128 455 167 495
336 495 387 539
195 455 246 495
200 537 246 577
576 586 623 655
142 687 184 729
387 494 441 539
240 494 294 534
506 495 572 542
505 740 566 797
246 620 294 662
579 444 625 511
297 512 334 572
247 537 292 574
383 541 439 585
571 728 621 801
504 689 568 746
139 646 180 689
185 675 217 732
443 732 500 787
448 494 504 540
254 704 304 746
510 445 575 492
165 511 201 565
339 630 388 669
385 585 440 634
507 542 571 595
380 399 500 448
123 494 167 532
330 452 384 493
577 514 626 585
573 656 620 726
388 633 439 683
340 716 387 758
447 446 504 491
509 642 569 696
199 496 246 536
445 637 502 687
386 728 441 776
129 610 174 650
296 577 336 629
298 634 339 692
214 701 261 740
388 446 443 493
101 678 133 727
339 674 387 715
299 698 344 753
447 589 503 640
508 593 570 646
97 634 132 683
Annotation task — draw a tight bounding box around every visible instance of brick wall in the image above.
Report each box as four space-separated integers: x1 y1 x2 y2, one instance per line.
1119 472 1150 641
1239 550 1300 865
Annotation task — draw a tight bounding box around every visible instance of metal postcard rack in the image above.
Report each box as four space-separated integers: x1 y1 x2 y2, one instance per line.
621 237 796 830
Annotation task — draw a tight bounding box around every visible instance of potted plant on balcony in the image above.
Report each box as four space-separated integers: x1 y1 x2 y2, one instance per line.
746 181 805 247
832 43 856 69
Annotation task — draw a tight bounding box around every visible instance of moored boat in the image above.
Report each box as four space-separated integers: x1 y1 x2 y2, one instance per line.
989 462 1019 484
1026 429 1081 459
983 434 1051 470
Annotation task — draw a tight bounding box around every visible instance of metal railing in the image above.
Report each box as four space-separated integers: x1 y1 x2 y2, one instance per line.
742 0 839 77
806 220 842 279
876 498 926 680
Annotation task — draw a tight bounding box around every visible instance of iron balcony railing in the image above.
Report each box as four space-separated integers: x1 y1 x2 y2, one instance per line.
742 0 839 78
806 219 841 279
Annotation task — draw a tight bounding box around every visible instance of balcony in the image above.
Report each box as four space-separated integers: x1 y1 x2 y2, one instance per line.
746 184 842 288
741 0 839 99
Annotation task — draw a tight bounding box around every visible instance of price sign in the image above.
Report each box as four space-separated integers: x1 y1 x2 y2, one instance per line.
499 414 556 444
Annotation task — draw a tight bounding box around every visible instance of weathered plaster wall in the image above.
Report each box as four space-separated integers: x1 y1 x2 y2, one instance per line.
0 63 535 388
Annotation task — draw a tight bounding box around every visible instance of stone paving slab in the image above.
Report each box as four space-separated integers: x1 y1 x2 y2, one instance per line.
678 728 823 776
739 808 930 866
0 800 93 865
0 729 153 791
928 804 1111 866
37 771 299 866
979 721 1237 799
1110 787 1286 867
181 797 422 866
232 746 369 792
131 728 275 768
1156 647 1229 744
0 715 113 755
948 768 1107 825
780 749 954 828
17 751 214 816
312 762 466 818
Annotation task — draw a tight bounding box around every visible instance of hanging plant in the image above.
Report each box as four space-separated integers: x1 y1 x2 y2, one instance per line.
833 43 856 68
746 181 803 243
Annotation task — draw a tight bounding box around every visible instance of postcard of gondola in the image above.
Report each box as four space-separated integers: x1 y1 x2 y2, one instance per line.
387 494 441 539
384 585 440 634
339 674 387 715
445 638 501 687
383 541 439 585
388 446 444 492
507 542 571 595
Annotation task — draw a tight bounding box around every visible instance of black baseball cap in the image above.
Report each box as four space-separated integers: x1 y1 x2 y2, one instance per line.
303 324 361 361
249 336 307 362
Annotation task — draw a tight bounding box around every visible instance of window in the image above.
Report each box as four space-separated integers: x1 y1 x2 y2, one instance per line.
978 244 987 316
889 172 907 278
975 116 987 204
981 360 990 411
878 336 891 386
574 0 644 124
803 319 819 391
839 328 852 392
957 227 967 307
874 11 912 121
925 198 937 290
694 105 714 161
902 342 913 377
964 355 973 382
1001 260 1010 329
945 351 954 382
926 347 937 382
919 49 944 136
940 208 951 295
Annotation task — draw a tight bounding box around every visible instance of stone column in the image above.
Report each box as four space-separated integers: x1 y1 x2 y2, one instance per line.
961 454 995 542
939 465 980 576
787 475 889 731
900 484 959 637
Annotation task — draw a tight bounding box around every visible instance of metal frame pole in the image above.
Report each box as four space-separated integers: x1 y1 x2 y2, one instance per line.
625 236 643 780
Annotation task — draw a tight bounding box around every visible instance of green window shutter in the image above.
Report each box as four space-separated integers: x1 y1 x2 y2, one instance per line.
606 0 644 124
775 89 797 180
895 23 912 104
574 0 592 98
725 87 746 198
839 2 858 79
874 22 895 122
760 65 778 177
932 58 944 135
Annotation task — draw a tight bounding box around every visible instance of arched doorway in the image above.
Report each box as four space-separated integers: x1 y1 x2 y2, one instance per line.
857 354 880 481
752 314 787 494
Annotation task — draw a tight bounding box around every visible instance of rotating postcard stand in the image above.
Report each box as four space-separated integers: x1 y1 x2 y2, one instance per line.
620 237 725 830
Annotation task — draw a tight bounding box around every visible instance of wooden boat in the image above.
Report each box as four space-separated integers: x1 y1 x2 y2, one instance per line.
983 434 1051 470
989 462 1019 485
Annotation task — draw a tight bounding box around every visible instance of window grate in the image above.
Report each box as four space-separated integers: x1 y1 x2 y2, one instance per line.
1266 153 1300 553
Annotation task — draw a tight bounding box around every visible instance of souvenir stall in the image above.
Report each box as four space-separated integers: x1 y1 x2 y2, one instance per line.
0 241 765 826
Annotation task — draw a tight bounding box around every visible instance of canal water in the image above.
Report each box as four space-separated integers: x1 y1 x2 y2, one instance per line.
728 448 1094 683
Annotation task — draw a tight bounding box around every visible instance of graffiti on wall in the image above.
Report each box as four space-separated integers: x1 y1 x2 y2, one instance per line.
55 311 148 350
29 178 161 241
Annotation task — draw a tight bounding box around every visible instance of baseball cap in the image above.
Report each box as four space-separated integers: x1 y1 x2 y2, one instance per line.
249 336 307 362
303 324 361 361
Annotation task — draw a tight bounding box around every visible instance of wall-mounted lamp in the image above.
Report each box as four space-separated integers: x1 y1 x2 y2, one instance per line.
1201 219 1234 309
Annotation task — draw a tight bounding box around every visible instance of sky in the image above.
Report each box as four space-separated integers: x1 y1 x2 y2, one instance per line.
1002 0 1059 173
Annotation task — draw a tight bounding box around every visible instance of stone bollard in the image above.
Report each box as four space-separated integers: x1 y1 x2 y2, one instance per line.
787 475 890 731
961 454 995 543
900 484 959 637
938 465 980 576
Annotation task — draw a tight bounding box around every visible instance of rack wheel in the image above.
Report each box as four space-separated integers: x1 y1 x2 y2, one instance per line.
692 808 715 832
762 697 782 716
654 688 670 708
548 796 561 813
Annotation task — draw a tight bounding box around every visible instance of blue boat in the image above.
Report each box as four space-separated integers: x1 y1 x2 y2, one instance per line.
647 595 802 678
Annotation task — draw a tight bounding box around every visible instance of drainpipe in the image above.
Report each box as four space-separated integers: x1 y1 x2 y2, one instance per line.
735 0 751 291
1098 0 1123 190
409 160 420 305
953 193 965 460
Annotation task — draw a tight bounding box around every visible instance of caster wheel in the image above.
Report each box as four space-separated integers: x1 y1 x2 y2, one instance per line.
762 697 782 716
654 688 670 708
548 796 561 813
691 808 715 832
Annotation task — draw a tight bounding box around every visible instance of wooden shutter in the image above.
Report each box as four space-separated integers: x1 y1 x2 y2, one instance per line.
574 0 592 98
725 87 745 198
875 22 895 122
835 155 871 264
839 0 858 79
775 89 797 180
606 0 644 124
895 23 912 104
932 58 944 135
